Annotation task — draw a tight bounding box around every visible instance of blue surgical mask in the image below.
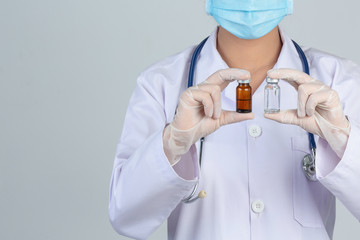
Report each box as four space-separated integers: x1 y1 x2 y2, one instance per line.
206 0 293 39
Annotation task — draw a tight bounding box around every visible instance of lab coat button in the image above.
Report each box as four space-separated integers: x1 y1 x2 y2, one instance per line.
248 125 262 137
251 200 265 213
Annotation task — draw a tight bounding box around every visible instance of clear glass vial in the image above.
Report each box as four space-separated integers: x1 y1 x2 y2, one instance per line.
264 77 280 113
236 78 252 113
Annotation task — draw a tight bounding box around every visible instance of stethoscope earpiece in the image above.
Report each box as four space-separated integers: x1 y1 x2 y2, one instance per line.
198 190 207 199
182 189 207 204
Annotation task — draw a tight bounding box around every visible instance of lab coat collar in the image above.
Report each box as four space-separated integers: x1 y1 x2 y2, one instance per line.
193 27 228 86
194 26 304 105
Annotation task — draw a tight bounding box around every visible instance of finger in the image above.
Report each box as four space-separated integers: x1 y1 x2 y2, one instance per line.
198 84 222 119
201 68 250 91
267 68 315 90
189 89 214 118
297 82 326 117
305 89 337 116
219 111 254 126
264 109 302 126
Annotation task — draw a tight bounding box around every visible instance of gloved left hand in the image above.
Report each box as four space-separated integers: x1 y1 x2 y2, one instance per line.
264 68 351 158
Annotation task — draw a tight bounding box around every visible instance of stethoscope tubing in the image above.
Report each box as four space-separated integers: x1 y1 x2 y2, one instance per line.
182 36 317 203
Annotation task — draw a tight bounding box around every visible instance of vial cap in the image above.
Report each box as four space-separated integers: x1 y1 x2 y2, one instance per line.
266 77 279 83
237 78 251 84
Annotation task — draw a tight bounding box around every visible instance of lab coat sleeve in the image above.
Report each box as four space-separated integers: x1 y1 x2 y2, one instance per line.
314 57 360 221
316 118 360 221
108 72 198 239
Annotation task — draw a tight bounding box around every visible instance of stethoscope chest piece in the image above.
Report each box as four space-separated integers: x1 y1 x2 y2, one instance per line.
302 151 317 182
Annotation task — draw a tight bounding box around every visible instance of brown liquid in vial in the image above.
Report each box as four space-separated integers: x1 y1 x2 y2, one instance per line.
236 82 252 113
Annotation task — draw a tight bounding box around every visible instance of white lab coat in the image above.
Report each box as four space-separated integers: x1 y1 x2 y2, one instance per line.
109 27 360 240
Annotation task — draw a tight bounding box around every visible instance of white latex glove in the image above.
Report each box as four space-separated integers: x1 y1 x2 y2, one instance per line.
264 68 351 158
163 68 254 165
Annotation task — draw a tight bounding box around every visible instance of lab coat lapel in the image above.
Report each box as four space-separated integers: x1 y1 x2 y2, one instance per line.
193 28 228 86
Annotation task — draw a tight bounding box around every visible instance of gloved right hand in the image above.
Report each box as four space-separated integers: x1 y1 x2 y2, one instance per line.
163 68 254 165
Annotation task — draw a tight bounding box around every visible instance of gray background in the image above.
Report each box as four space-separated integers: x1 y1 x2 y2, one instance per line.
0 0 359 239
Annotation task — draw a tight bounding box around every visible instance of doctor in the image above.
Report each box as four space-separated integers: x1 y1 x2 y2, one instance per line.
109 0 360 239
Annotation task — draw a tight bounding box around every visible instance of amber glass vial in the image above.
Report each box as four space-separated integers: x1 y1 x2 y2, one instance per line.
236 78 252 113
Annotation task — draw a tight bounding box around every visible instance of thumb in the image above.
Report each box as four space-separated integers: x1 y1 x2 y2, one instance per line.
264 109 301 126
220 111 254 126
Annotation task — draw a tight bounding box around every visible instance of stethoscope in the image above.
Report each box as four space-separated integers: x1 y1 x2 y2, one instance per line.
182 37 317 204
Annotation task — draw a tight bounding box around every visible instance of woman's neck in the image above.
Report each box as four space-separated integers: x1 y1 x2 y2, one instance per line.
216 26 283 91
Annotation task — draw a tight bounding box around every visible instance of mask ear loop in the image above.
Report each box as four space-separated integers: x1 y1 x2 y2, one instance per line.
287 0 294 15
205 0 210 15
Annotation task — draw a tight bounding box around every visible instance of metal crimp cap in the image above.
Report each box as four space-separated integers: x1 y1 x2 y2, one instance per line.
237 78 251 84
266 77 280 83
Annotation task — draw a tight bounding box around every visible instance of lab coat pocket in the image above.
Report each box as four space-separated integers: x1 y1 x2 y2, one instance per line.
291 136 324 228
